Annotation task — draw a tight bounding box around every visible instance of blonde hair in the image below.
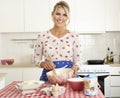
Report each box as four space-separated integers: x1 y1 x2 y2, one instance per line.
52 1 70 25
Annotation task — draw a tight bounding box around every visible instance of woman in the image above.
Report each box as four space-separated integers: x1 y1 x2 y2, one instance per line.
34 1 81 81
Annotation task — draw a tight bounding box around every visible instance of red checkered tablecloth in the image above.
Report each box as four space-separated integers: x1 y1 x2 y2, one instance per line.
0 81 105 98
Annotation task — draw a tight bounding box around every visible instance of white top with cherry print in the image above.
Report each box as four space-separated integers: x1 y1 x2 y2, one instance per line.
34 30 81 66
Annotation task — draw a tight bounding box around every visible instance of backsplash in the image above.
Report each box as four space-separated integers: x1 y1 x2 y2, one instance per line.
0 32 38 64
80 32 120 63
0 32 120 65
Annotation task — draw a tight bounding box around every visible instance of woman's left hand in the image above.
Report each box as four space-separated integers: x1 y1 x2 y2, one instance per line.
72 65 79 77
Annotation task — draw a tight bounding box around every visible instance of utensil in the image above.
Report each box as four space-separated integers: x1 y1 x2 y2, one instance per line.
52 68 57 75
48 55 57 75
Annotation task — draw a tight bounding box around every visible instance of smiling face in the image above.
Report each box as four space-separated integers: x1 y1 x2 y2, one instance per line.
52 1 70 28
52 6 68 28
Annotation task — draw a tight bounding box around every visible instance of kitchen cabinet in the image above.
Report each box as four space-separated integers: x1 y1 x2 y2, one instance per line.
0 0 50 32
104 76 111 97
0 0 24 32
0 73 6 89
0 77 4 89
110 76 120 97
24 0 50 32
75 0 106 33
105 66 120 97
0 68 22 86
0 67 43 86
106 0 120 31
0 0 120 33
22 67 43 81
0 0 106 33
0 77 5 89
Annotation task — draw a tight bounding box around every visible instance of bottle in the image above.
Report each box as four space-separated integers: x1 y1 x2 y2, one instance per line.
106 54 109 64
106 47 110 64
110 51 114 63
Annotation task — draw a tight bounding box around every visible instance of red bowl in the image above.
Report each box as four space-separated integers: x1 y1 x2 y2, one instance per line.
1 59 7 65
6 59 14 65
68 77 84 91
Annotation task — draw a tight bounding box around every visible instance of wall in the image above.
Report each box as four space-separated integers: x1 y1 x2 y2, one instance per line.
0 32 38 64
0 32 120 65
80 31 120 63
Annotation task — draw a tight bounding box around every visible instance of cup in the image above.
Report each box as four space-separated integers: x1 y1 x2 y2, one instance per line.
84 73 98 96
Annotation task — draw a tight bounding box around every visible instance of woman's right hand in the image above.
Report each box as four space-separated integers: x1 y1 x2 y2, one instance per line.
40 61 56 70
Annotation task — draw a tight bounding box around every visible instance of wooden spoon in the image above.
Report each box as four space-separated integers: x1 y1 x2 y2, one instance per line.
48 55 57 75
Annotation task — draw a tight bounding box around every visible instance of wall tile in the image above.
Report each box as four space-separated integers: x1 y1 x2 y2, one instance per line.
0 32 120 64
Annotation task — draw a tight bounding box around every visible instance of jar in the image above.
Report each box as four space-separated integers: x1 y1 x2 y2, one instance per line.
84 73 98 96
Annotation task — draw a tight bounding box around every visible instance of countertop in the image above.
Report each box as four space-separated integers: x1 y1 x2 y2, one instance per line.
108 62 120 67
1 62 120 68
0 81 105 98
0 63 36 68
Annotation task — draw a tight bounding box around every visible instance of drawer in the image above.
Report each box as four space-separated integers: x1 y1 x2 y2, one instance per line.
111 76 120 86
110 67 120 75
111 87 120 97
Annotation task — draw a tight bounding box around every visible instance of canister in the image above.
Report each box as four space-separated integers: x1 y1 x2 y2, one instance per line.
84 73 98 96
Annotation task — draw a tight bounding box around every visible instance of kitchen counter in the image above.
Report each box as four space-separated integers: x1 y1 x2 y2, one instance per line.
1 63 120 68
109 62 120 67
0 63 36 68
0 81 105 98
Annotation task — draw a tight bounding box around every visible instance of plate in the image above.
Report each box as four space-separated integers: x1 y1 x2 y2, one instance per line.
16 80 44 90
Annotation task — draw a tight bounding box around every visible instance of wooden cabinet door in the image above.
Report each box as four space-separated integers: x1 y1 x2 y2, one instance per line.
106 0 120 31
0 68 22 86
25 0 50 32
110 76 120 97
75 0 105 33
0 77 5 89
22 67 43 81
0 0 24 32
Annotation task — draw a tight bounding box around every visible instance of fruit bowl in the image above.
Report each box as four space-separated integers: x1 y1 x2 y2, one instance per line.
6 59 14 65
68 77 84 91
47 68 74 85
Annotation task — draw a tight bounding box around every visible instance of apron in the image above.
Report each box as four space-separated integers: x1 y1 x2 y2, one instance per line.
40 60 73 81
